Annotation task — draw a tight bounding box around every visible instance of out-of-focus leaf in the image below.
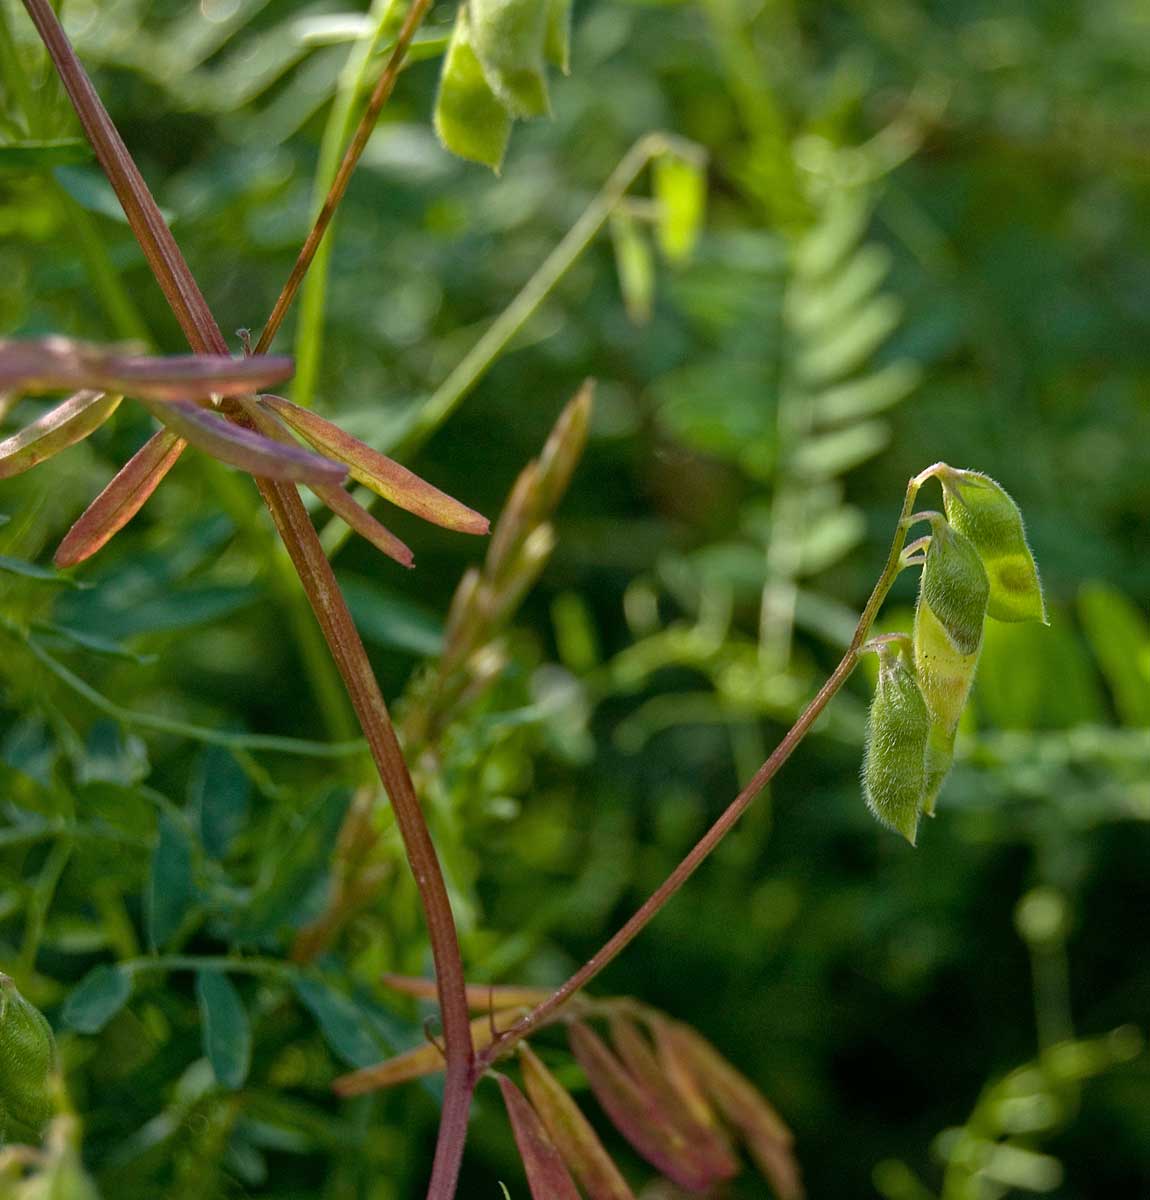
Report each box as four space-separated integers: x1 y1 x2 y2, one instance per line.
0 390 121 479
196 970 252 1089
654 152 706 265
812 361 921 425
434 5 512 171
791 420 889 479
147 812 198 950
293 977 391 1070
793 190 870 280
0 339 292 401
258 395 487 533
977 617 1105 730
62 965 132 1033
338 576 444 656
0 556 85 586
31 620 153 663
611 211 655 325
788 244 890 336
230 788 348 946
146 401 345 485
798 506 866 575
499 1075 582 1200
0 138 93 168
1078 581 1150 726
75 721 149 787
191 746 251 860
54 428 186 567
519 1044 636 1200
795 297 902 386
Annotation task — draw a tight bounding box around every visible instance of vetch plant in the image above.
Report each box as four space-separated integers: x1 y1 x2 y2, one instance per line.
0 2 1054 1198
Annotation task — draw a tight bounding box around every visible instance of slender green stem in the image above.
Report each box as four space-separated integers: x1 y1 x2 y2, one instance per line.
0 820 150 849
20 837 73 971
293 0 401 409
254 0 433 354
476 465 942 1068
321 133 698 557
52 179 153 343
206 461 357 743
398 133 687 457
121 954 297 981
17 632 365 758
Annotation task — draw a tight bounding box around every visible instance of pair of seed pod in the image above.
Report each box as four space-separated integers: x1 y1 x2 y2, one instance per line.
862 468 1046 845
0 973 57 1142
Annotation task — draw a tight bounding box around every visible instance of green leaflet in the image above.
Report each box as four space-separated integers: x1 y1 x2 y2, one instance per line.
434 4 513 171
196 970 252 1090
61 965 132 1034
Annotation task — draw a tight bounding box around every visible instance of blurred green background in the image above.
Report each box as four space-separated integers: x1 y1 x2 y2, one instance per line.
2 0 1149 1196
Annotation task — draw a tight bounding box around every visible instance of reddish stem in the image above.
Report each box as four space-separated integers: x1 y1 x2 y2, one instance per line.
474 470 932 1069
254 477 475 1197
23 4 477 1192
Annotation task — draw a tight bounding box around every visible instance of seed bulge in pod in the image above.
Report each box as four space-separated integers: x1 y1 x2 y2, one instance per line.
938 467 1047 624
862 639 931 845
0 973 56 1136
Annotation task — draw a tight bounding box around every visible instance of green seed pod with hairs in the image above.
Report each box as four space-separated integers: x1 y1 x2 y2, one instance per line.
937 467 1047 624
470 0 551 118
0 974 56 1138
917 514 989 656
861 637 931 845
912 515 989 814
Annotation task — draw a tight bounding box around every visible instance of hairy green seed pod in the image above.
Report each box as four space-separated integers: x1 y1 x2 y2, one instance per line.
938 467 1047 624
0 974 56 1137
910 519 988 813
918 514 989 656
913 599 981 736
861 639 930 845
470 0 551 118
921 720 955 818
434 5 512 172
